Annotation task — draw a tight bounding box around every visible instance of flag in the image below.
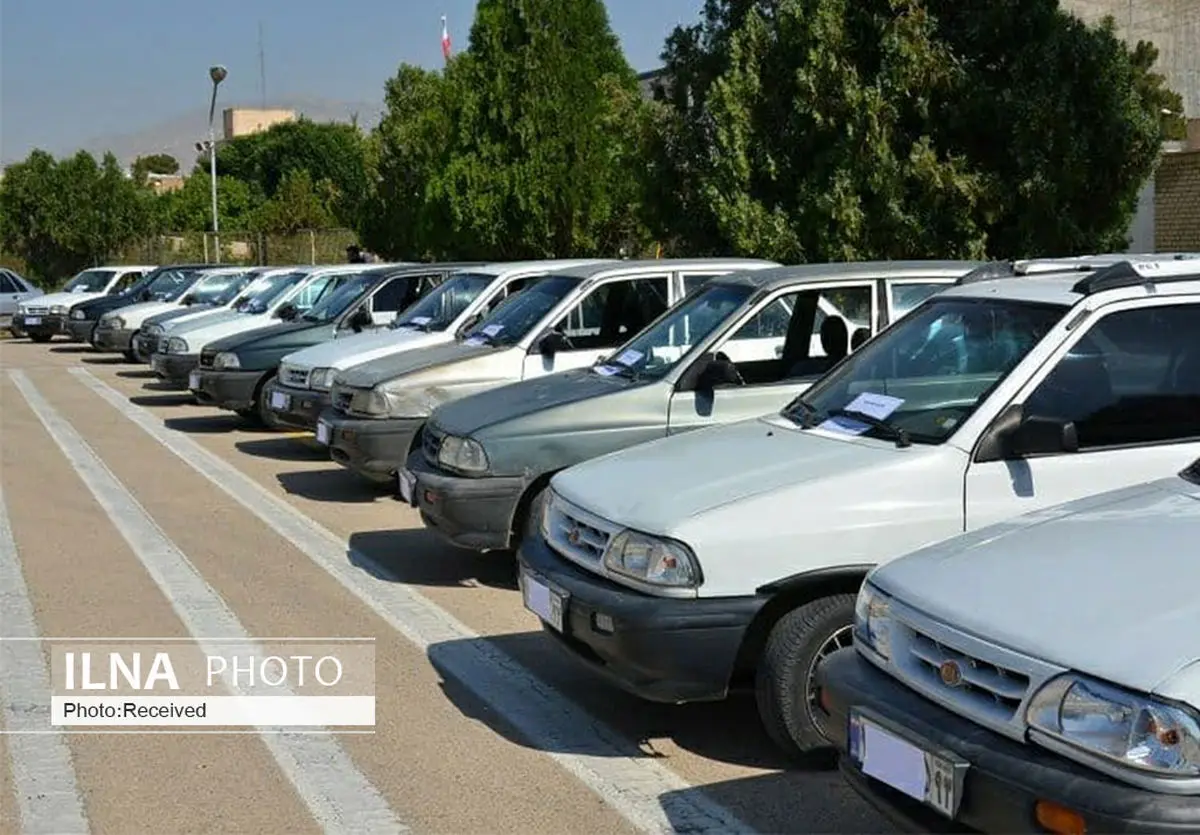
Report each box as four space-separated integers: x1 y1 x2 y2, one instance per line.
441 16 452 61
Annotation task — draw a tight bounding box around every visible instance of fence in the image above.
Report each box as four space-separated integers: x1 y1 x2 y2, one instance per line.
118 228 360 268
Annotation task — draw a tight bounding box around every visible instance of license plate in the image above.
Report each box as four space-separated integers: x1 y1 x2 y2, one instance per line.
188 371 201 390
269 390 290 411
316 419 331 445
849 711 964 819
521 570 566 632
397 468 416 505
25 316 42 326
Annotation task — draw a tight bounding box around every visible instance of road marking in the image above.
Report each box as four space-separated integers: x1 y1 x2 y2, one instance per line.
73 366 758 835
12 371 407 835
0 485 90 835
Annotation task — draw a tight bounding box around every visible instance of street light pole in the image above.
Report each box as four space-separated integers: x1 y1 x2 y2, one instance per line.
207 65 228 263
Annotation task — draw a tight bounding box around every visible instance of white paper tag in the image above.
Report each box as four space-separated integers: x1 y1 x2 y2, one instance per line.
411 316 431 325
844 392 904 420
615 348 643 366
593 365 621 376
481 323 504 337
464 336 487 346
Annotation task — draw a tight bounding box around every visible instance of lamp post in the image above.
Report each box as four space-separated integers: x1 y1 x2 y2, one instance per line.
207 65 227 263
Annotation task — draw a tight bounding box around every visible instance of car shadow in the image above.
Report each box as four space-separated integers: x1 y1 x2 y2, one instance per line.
130 394 196 407
164 415 244 434
277 469 383 504
426 630 795 772
117 370 157 380
81 356 125 365
50 345 94 354
237 437 327 462
347 529 519 590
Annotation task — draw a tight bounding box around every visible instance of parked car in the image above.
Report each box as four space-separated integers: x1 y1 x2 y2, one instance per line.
265 259 617 432
320 258 779 484
190 262 470 426
0 268 43 329
148 265 357 388
133 267 297 361
818 467 1200 832
515 255 1200 763
405 260 980 554
92 266 249 359
14 265 155 342
64 263 214 344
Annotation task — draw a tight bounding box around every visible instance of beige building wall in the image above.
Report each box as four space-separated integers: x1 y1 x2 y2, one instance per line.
222 108 296 140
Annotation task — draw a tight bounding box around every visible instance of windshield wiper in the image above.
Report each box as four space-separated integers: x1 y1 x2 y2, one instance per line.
787 400 911 448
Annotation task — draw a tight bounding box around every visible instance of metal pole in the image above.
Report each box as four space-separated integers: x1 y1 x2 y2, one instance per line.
207 72 223 264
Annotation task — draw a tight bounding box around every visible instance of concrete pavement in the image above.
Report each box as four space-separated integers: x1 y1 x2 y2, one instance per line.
0 338 892 835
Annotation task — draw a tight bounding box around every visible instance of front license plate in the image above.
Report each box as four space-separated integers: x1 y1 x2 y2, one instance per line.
849 711 964 819
25 317 42 326
316 419 331 445
397 468 416 506
188 370 201 390
521 570 566 632
269 390 290 411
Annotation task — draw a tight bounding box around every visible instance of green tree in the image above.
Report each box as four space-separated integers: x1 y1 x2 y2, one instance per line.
153 172 260 233
131 153 180 183
428 0 651 259
251 169 335 234
1129 38 1187 142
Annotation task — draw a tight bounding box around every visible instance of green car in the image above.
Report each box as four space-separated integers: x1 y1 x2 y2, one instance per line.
404 260 982 553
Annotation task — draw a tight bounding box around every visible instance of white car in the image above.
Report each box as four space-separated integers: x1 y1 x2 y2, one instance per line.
15 265 154 342
92 267 248 359
1 268 42 326
266 259 616 432
516 254 1200 762
149 265 366 389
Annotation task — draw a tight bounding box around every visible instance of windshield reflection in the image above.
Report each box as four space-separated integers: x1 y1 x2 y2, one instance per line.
392 273 494 332
460 276 579 347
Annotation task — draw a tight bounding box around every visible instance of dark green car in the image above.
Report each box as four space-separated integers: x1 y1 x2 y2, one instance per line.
189 263 469 426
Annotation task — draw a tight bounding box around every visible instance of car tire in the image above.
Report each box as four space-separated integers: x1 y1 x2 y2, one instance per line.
254 375 285 430
123 331 140 362
755 594 856 764
29 333 52 343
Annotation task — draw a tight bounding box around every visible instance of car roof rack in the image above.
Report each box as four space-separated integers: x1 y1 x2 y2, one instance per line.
955 253 1200 285
1072 257 1200 295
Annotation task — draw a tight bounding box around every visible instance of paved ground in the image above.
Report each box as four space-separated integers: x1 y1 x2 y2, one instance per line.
0 337 893 835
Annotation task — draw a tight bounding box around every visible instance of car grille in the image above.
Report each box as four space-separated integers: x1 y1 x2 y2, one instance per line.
904 629 1030 719
199 347 219 368
422 424 445 466
24 306 49 315
543 493 617 567
281 364 310 388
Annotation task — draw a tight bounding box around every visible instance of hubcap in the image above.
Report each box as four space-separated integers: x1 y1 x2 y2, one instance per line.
804 623 854 738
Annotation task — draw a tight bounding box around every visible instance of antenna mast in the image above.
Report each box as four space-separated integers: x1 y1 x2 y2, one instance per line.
258 21 267 108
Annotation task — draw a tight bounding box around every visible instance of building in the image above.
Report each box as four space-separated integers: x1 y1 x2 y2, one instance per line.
222 108 296 141
146 173 185 194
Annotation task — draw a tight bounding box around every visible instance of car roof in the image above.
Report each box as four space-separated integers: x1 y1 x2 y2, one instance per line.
532 257 779 281
709 260 984 293
940 257 1200 307
470 258 617 276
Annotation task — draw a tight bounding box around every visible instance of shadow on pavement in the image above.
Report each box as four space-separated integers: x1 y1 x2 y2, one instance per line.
427 630 796 772
348 528 519 590
131 394 195 407
658 769 895 834
277 469 384 503
51 345 94 354
238 437 328 462
164 415 243 433
117 370 157 380
81 356 125 365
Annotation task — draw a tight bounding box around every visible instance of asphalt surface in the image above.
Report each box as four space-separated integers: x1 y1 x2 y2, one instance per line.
0 337 893 835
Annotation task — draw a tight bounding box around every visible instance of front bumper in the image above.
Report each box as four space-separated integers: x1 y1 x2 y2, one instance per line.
191 368 264 412
134 331 163 362
263 380 329 430
150 353 200 387
317 408 423 483
405 448 529 551
91 326 136 352
516 531 764 703
818 648 1200 833
68 319 98 342
13 313 67 338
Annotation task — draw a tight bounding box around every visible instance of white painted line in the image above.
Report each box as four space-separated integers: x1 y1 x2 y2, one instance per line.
0 485 90 835
11 371 406 835
73 366 756 835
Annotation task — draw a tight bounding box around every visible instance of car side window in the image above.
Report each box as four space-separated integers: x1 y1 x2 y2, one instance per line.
371 277 421 313
551 276 670 351
289 276 340 311
889 282 946 320
111 272 141 293
681 273 723 295
1022 304 1200 449
0 273 16 294
484 276 536 314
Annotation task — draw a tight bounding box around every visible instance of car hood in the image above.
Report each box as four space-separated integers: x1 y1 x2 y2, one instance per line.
432 367 636 437
283 326 448 372
165 308 250 334
551 414 906 534
111 301 179 325
170 313 276 349
148 304 219 327
337 339 499 388
873 476 1200 698
28 291 105 309
207 321 334 357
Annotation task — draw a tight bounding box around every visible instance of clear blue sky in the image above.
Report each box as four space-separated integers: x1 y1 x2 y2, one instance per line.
0 0 704 161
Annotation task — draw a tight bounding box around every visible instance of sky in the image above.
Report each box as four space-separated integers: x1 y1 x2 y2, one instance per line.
0 0 705 162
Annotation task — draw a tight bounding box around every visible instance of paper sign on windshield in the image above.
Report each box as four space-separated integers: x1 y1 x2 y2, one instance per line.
817 392 905 436
464 336 488 346
410 316 431 325
482 324 504 337
615 349 643 366
593 365 621 376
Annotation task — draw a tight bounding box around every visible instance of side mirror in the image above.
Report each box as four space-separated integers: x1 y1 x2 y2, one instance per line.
277 303 299 321
348 306 373 333
696 353 742 391
138 289 153 301
1009 415 1079 456
538 330 571 358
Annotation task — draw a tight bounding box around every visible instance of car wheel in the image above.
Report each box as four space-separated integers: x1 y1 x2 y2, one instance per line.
123 331 140 362
255 375 285 430
755 594 856 764
29 333 52 343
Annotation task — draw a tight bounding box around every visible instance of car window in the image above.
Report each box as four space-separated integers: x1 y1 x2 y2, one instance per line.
483 275 539 315
890 282 947 319
463 275 582 346
0 273 16 294
110 272 141 294
287 275 344 311
1022 303 1200 449
547 276 670 352
65 269 116 293
681 273 726 295
371 275 425 313
392 272 496 331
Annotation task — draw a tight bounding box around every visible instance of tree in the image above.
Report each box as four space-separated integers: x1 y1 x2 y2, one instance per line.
251 169 335 234
427 0 651 259
131 153 180 183
1129 39 1187 142
153 172 259 233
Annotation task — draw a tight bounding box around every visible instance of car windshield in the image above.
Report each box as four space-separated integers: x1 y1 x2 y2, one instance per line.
392 272 494 331
461 275 581 347
64 269 116 293
594 282 755 380
781 297 1067 445
149 269 203 301
205 274 254 305
302 274 374 322
234 272 308 314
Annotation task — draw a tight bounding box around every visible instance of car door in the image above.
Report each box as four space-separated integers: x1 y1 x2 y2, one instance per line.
366 273 438 327
521 273 672 379
964 298 1200 531
666 279 878 433
0 272 23 317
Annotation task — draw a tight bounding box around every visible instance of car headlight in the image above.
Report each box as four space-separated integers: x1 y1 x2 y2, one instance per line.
853 581 893 661
437 435 489 474
50 304 68 315
166 337 189 354
71 309 86 320
1026 675 1200 778
108 316 125 330
310 367 336 391
213 352 240 370
349 388 389 416
602 530 701 589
